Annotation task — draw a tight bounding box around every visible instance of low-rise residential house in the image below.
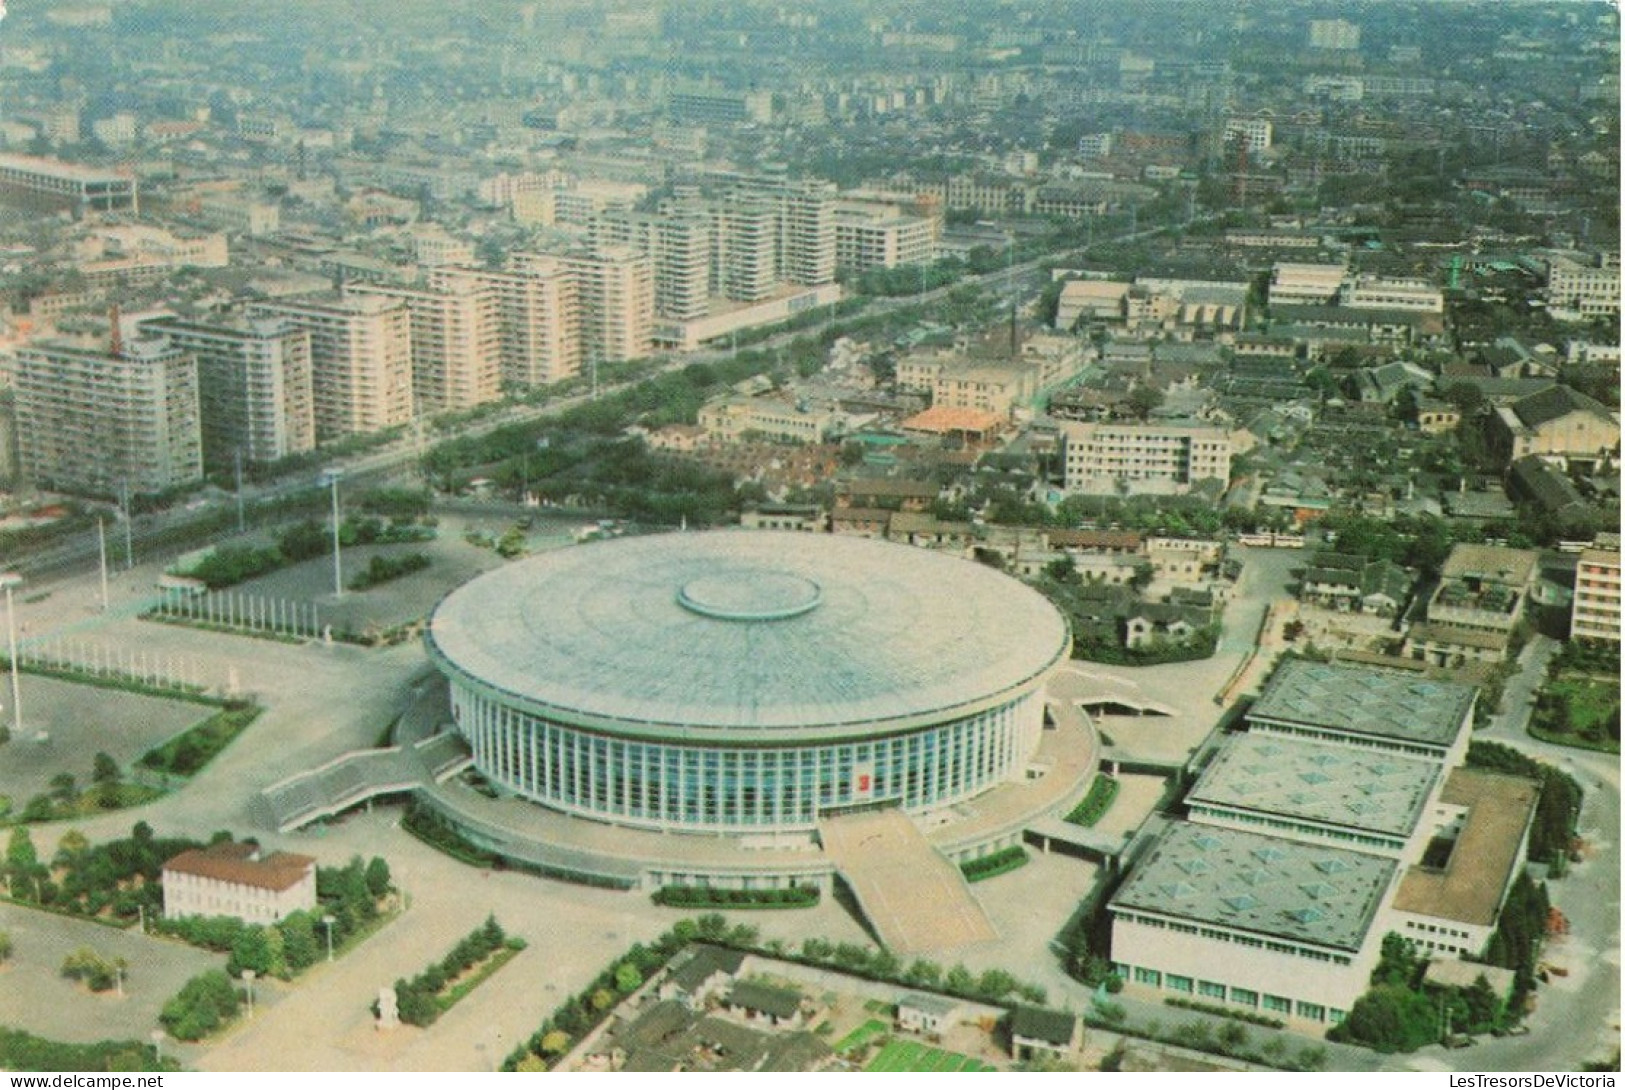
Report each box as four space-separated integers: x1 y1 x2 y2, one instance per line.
830 507 890 537
1416 399 1460 434
1124 601 1212 648
1299 552 1416 616
886 511 977 552
1009 1007 1081 1064
1146 537 1224 584
896 993 965 1040
1507 456 1587 520
837 478 940 511
660 945 748 1010
723 982 805 1030
1404 543 1538 667
739 504 827 533
1358 360 1434 404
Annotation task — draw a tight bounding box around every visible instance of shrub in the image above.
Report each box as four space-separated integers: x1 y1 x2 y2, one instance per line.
60 947 123 992
160 970 240 1041
959 846 1028 882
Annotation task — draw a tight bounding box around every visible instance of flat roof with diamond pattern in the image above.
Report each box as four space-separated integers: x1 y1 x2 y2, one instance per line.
1248 660 1475 749
1109 822 1397 952
1188 733 1441 839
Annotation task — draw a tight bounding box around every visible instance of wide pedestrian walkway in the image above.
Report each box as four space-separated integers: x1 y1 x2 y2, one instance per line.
818 808 997 956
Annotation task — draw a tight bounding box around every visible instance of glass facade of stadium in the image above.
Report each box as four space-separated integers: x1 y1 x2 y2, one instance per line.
449 682 1046 834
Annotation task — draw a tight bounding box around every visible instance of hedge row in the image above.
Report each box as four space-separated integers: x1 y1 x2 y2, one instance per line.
1063 776 1120 827
960 846 1029 883
652 885 819 909
1164 995 1286 1029
392 917 518 1027
0 1027 170 1073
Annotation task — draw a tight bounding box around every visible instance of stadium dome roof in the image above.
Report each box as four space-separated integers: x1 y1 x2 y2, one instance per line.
427 531 1070 737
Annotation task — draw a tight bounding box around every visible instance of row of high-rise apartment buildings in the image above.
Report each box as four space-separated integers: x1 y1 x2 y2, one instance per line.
589 172 843 319
7 246 642 496
6 170 876 499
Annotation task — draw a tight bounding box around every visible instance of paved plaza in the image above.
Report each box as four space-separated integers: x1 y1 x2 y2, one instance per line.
0 899 224 1044
0 678 205 810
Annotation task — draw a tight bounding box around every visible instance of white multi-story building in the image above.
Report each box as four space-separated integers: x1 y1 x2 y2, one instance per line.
1341 275 1444 314
162 841 317 925
1545 253 1621 318
1571 547 1621 642
1269 262 1346 307
559 246 654 365
713 196 780 303
140 314 315 472
592 209 713 322
0 152 136 215
352 271 501 414
834 200 937 272
1060 420 1234 495
248 293 415 441
14 337 203 496
1309 18 1361 50
470 256 582 388
1223 117 1273 151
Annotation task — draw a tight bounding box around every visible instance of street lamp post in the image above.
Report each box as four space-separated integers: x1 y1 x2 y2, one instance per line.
0 573 22 741
322 914 336 962
321 470 344 598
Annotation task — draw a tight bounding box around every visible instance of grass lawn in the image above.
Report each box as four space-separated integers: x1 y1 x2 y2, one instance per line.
864 1039 995 1072
1531 675 1620 753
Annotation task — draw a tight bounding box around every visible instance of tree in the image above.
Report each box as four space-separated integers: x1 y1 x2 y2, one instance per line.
6 827 39 879
1371 933 1424 989
61 947 122 992
280 912 320 972
364 857 392 901
1045 556 1079 583
56 830 90 862
1217 1021 1251 1056
49 772 77 804
1327 986 1439 1052
227 927 273 977
92 752 120 788
614 962 642 995
1127 385 1165 420
1460 974 1503 1033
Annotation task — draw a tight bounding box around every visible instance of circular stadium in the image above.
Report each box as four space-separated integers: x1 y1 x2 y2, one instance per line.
425 531 1072 836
